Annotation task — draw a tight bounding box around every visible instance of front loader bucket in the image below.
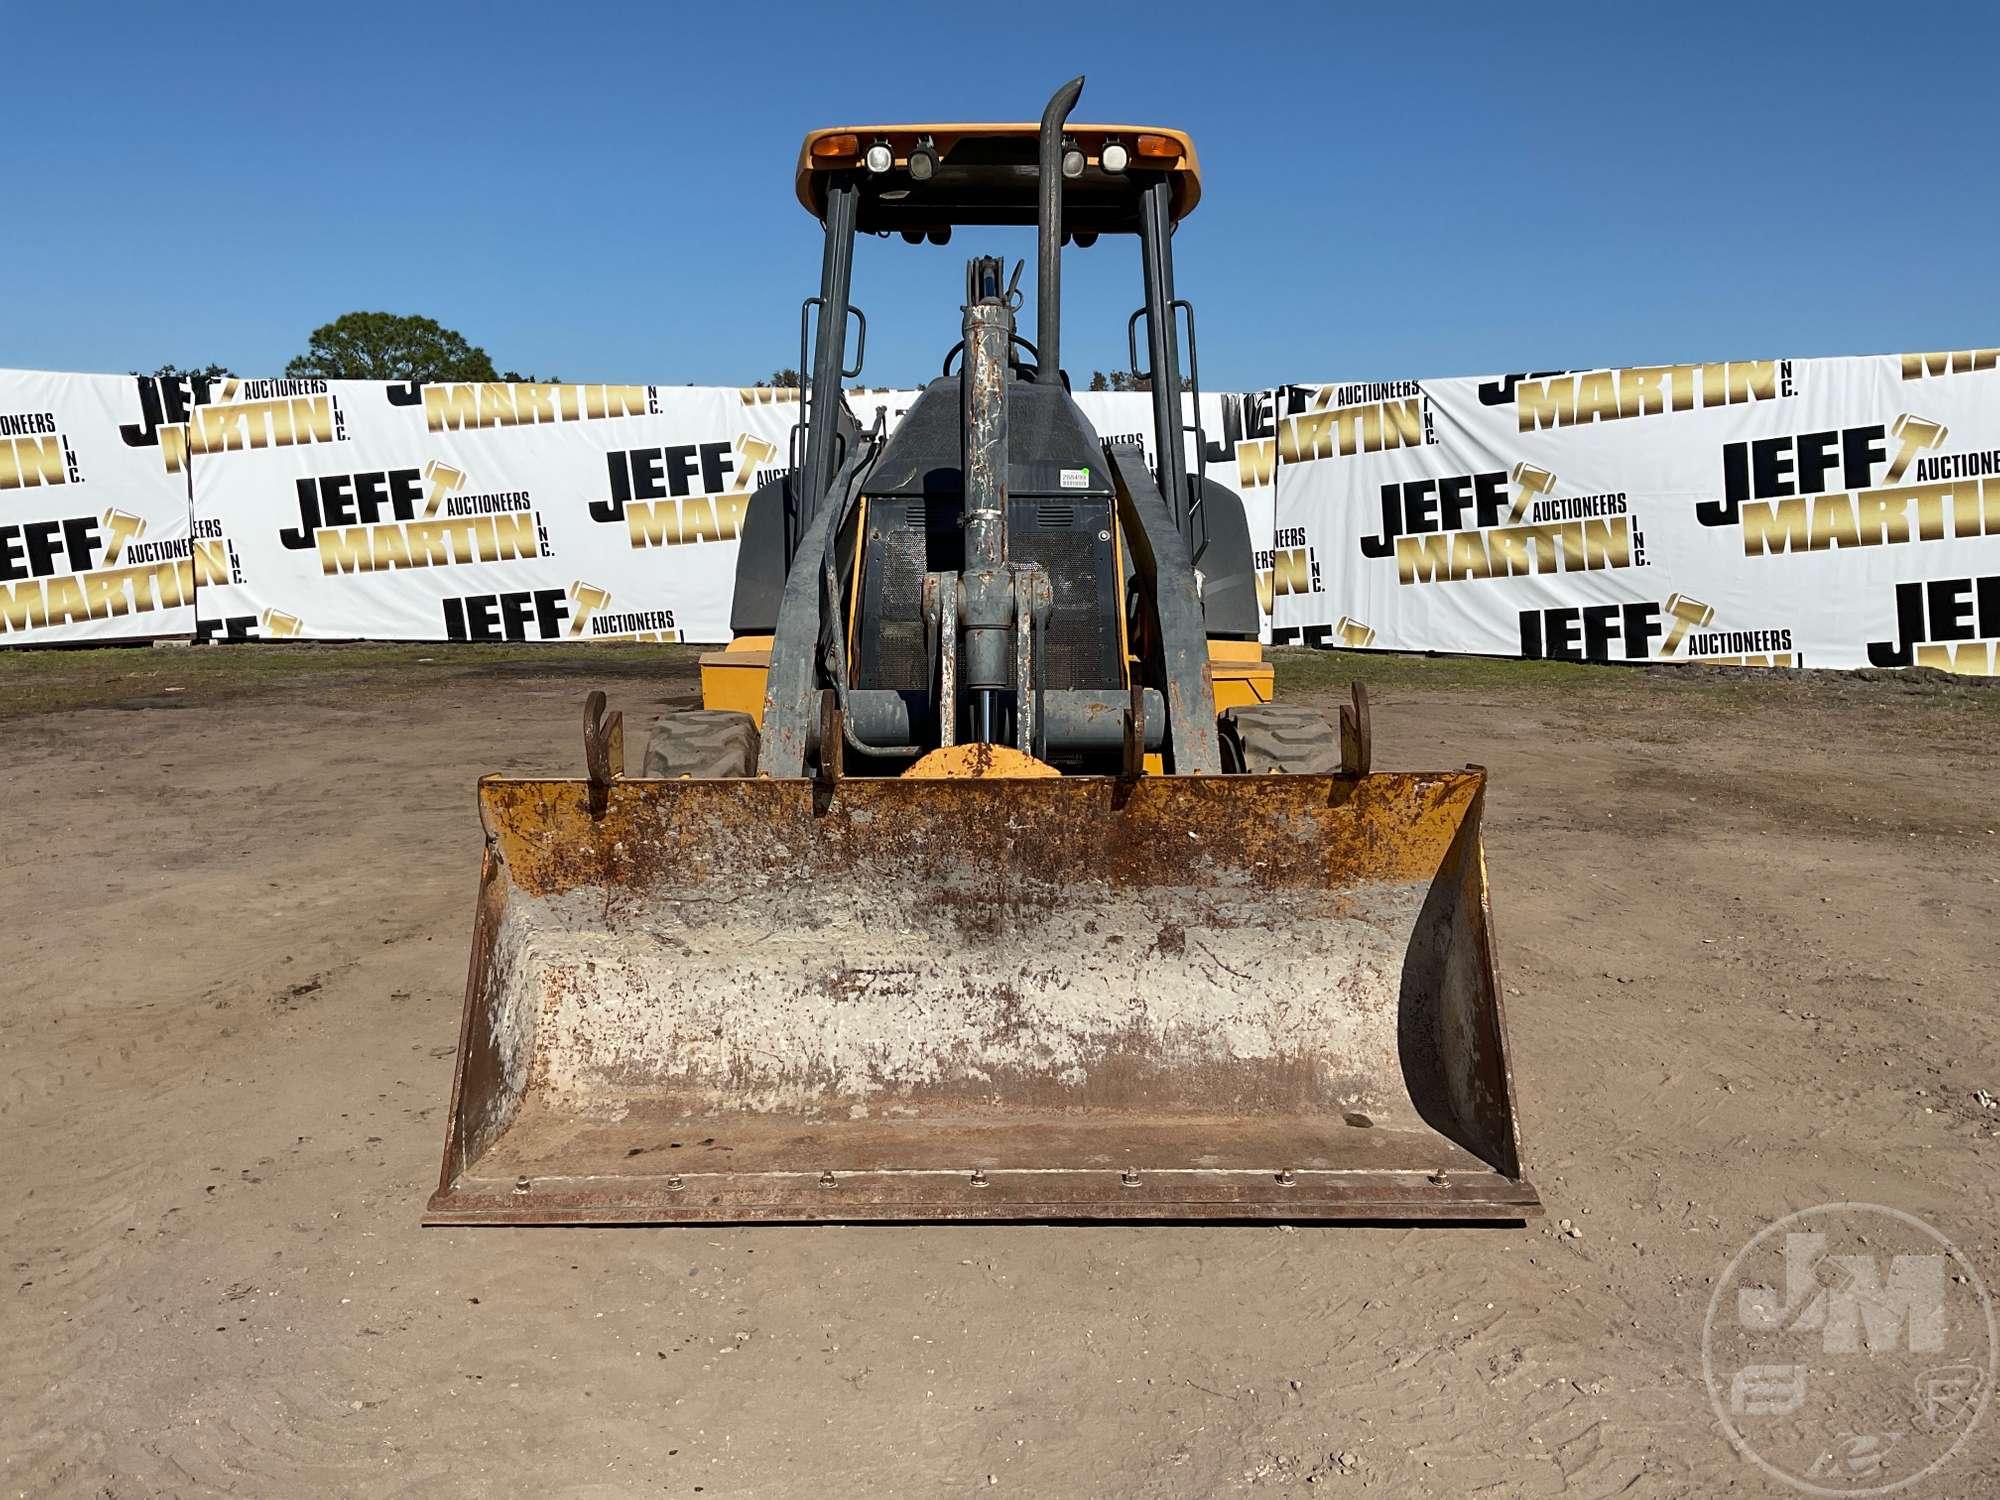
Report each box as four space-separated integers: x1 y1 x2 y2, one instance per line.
427 771 1539 1224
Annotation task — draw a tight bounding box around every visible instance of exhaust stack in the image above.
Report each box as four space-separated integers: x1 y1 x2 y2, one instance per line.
1036 76 1084 378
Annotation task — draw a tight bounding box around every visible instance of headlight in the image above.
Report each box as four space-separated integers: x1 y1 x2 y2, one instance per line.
1061 146 1085 179
864 142 893 174
908 141 938 182
1100 141 1129 174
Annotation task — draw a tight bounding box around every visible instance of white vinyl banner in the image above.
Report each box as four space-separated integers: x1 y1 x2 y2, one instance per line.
190 380 803 644
1272 351 2000 673
14 350 1998 670
0 370 206 644
1075 388 1275 641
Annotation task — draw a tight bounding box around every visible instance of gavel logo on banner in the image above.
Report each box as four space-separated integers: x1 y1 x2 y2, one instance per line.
423 460 468 518
1884 414 1949 484
1661 593 1715 654
100 508 146 565
568 580 613 637
1508 462 1557 522
733 434 778 492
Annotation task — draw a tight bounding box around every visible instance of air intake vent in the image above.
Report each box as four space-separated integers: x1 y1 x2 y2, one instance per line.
903 499 962 531
1036 503 1076 530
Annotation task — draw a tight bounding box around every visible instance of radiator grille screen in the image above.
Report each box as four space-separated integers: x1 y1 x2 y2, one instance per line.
855 495 1121 694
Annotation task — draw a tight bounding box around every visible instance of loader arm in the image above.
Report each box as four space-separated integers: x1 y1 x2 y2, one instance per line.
1104 441 1220 773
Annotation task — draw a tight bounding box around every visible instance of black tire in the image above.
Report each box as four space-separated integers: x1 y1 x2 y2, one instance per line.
641 709 759 779
1221 703 1341 774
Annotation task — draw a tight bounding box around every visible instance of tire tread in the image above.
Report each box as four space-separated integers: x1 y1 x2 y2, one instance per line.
1224 703 1341 774
641 709 759 779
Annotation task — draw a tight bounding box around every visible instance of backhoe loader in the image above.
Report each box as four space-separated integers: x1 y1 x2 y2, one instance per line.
427 78 1539 1223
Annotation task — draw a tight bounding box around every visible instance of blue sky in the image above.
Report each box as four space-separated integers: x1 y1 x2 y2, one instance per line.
6 2 1993 388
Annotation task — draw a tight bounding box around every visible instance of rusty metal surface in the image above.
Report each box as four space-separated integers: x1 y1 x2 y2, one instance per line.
1122 681 1146 778
1340 683 1371 777
427 769 1538 1225
582 690 623 817
432 1170 1539 1226
487 770 1480 898
436 1105 1539 1222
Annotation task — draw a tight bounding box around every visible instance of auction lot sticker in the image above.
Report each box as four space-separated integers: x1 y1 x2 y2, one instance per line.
1703 1202 1995 1493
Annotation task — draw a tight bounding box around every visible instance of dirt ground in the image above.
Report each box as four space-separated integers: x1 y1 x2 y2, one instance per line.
3 645 1996 1498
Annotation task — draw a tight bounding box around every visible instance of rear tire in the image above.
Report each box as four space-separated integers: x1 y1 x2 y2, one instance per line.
642 709 759 779
1221 703 1341 774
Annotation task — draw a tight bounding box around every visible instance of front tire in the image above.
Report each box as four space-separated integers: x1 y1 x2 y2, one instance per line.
1220 703 1341 774
641 709 759 778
